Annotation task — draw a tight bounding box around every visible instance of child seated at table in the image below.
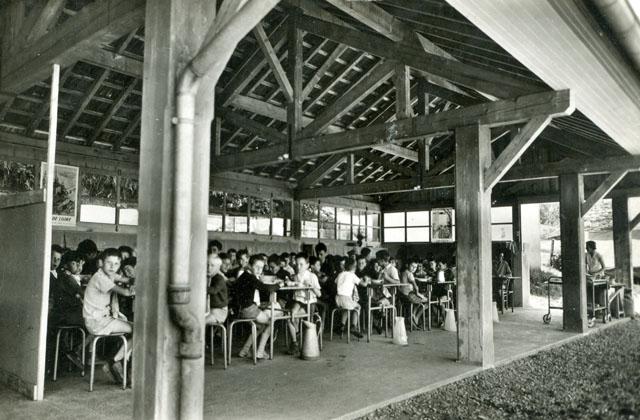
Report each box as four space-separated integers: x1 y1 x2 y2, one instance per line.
335 259 363 338
82 248 134 385
286 253 321 354
235 255 280 359
51 250 85 328
206 253 228 325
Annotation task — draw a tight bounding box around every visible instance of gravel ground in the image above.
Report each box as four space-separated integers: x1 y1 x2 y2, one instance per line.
361 320 640 420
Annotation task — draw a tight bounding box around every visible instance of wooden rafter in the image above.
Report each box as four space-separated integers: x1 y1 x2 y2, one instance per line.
88 78 138 145
61 68 110 139
115 110 141 151
1 0 144 94
26 66 74 136
298 155 347 189
219 108 287 145
253 22 294 103
296 14 544 99
302 43 348 99
20 0 67 47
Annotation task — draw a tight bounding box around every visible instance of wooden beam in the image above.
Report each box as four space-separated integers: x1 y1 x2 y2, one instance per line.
23 0 67 46
297 155 346 189
346 154 355 184
218 108 287 145
253 22 293 103
301 60 396 136
371 144 418 162
218 19 287 107
116 111 141 151
394 63 412 119
287 12 304 154
296 14 545 99
324 0 408 42
484 115 551 191
80 47 144 78
26 66 74 136
0 0 145 94
581 170 628 217
612 194 634 315
541 125 622 158
302 44 348 99
220 89 572 171
87 78 137 145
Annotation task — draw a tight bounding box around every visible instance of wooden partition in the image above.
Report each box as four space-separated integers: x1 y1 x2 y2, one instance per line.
0 190 50 400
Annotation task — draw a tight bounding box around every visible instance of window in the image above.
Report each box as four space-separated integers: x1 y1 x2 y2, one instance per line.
319 206 336 239
225 193 248 233
118 176 138 226
302 202 318 239
207 214 223 232
491 206 513 241
352 210 366 242
272 199 291 237
80 204 116 224
249 197 270 235
79 173 116 224
367 212 380 243
406 211 430 243
431 208 454 242
337 207 351 240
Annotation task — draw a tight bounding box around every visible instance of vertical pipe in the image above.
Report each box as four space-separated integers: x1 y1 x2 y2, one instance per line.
39 63 60 400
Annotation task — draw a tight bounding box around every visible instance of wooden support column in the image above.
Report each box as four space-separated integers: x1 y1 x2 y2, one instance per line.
292 200 302 240
347 154 355 184
559 173 587 332
134 1 215 419
287 11 303 159
612 193 634 317
455 124 494 367
511 202 530 307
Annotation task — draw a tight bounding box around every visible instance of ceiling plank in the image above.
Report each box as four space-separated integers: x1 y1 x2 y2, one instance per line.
61 68 110 139
357 150 414 177
371 144 418 162
302 43 348 99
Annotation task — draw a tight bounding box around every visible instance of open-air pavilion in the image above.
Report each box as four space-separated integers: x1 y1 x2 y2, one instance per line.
0 1 639 419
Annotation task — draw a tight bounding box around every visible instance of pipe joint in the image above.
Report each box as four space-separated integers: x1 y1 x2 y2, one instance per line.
168 285 202 359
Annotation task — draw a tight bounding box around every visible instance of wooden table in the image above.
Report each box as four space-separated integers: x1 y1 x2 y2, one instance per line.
268 285 313 360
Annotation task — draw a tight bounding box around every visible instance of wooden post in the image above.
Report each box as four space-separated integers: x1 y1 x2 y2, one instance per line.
291 200 302 240
134 1 216 419
511 202 529 307
287 11 303 159
455 124 494 367
559 173 587 332
612 193 634 317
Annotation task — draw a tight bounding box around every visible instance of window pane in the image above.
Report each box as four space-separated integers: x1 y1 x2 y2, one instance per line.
80 204 116 224
207 214 223 232
491 206 512 224
384 212 404 227
384 227 404 242
119 208 138 226
352 225 365 241
338 224 351 240
301 202 318 221
406 211 429 226
272 199 289 219
370 227 380 242
251 197 270 218
337 207 351 224
225 215 247 233
407 227 429 242
492 224 513 241
368 213 380 228
319 206 335 239
250 216 270 235
272 217 284 236
302 220 318 238
209 191 225 214
226 193 248 215
431 208 454 242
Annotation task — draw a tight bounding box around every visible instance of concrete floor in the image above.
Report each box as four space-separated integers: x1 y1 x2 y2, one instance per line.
0 307 613 420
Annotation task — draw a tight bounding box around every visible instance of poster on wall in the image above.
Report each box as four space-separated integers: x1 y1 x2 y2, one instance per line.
431 208 454 242
40 162 79 226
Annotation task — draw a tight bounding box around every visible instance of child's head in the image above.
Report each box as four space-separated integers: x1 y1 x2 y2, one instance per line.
51 244 64 271
208 239 223 256
376 250 390 267
315 242 327 259
77 239 98 260
360 247 372 259
249 254 265 277
295 253 309 274
227 248 237 262
62 250 83 275
344 258 357 272
207 253 222 278
356 255 367 271
237 249 249 267
267 254 281 273
407 260 418 273
389 257 397 268
219 252 232 273
100 248 122 277
118 245 134 260
309 256 321 272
